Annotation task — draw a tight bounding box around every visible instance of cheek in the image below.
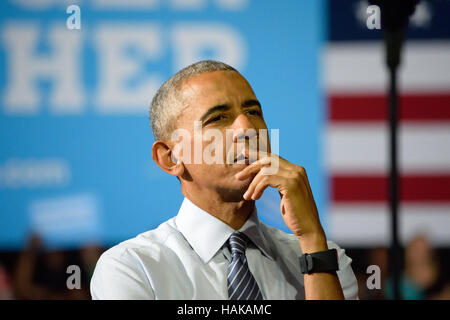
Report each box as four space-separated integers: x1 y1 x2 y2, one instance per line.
202 135 231 163
184 163 224 176
184 164 237 186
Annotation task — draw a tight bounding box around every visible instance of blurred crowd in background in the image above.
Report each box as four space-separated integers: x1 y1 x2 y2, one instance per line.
0 235 102 299
0 234 449 300
353 236 450 300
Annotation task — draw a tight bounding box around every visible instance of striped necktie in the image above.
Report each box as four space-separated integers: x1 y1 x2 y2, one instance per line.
227 231 263 300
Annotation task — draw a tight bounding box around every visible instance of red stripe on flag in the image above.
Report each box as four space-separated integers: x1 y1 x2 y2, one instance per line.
331 174 450 202
328 93 450 122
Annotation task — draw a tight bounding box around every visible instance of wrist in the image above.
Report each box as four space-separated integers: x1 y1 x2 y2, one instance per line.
297 231 328 254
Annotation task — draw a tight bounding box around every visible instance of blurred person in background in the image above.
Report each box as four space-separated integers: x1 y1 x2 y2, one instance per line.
14 234 63 299
403 235 450 300
13 234 90 299
404 235 439 298
386 234 448 300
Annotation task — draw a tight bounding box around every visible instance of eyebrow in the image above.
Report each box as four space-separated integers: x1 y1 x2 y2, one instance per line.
198 99 263 124
242 99 262 110
199 104 230 123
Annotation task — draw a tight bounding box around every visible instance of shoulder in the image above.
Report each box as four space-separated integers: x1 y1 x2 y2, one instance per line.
90 218 180 299
104 218 178 257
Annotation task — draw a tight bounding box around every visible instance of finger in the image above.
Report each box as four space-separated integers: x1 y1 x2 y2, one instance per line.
235 155 274 180
252 168 296 200
251 179 271 200
243 167 290 200
243 172 265 200
251 172 290 200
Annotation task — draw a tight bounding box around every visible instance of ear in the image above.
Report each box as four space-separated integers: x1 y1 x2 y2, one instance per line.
152 140 185 178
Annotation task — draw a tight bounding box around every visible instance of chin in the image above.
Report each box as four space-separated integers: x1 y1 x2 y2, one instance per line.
215 179 251 202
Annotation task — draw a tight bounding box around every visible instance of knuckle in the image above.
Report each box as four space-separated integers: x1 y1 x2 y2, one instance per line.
295 167 305 179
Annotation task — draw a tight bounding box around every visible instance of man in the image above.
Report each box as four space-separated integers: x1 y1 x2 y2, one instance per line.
90 60 358 300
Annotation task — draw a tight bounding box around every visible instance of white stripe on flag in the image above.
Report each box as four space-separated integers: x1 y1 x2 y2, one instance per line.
323 41 450 92
328 204 450 247
325 123 450 173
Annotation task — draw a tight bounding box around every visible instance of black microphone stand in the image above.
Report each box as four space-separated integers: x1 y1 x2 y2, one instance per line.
369 0 418 300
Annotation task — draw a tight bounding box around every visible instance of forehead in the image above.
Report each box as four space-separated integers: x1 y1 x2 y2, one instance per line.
179 70 256 110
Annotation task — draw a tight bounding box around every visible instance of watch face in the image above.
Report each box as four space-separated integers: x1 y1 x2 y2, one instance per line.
299 253 314 274
306 255 314 273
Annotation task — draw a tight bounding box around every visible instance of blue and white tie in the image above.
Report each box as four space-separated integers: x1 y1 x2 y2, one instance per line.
227 231 263 300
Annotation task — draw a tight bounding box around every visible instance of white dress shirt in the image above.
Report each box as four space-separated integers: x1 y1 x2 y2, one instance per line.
91 197 359 299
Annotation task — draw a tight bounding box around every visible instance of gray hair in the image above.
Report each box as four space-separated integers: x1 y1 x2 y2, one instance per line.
149 60 238 141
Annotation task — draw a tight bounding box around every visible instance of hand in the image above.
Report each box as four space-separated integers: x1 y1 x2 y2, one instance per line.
236 153 345 299
235 153 326 248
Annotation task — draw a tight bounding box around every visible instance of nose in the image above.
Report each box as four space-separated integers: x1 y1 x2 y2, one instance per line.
231 113 257 143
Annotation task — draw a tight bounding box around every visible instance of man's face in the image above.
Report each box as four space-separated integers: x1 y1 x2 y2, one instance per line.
174 70 269 199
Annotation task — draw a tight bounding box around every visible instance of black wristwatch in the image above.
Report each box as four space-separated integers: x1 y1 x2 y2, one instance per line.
299 249 339 274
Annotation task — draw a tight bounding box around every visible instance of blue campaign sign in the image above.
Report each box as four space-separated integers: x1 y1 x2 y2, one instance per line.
0 0 326 249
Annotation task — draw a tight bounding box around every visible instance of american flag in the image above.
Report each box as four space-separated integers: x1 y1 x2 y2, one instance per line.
324 0 450 247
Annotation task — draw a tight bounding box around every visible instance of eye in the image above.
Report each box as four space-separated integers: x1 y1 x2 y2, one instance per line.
246 109 262 116
206 114 227 124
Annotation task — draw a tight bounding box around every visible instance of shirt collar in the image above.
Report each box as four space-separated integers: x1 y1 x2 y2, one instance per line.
175 197 274 263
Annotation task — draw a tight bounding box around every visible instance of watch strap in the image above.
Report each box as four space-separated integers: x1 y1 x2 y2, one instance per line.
299 248 339 274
